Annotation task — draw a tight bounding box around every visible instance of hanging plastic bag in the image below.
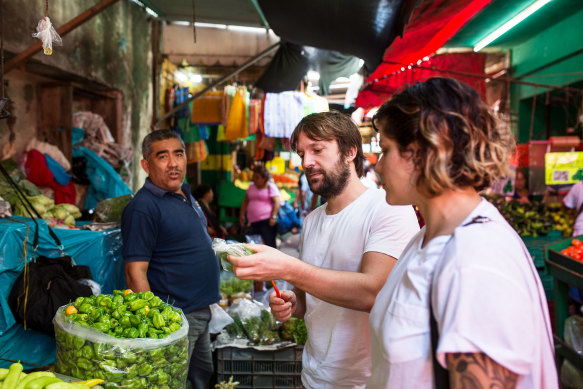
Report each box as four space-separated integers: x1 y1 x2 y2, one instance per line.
32 16 62 55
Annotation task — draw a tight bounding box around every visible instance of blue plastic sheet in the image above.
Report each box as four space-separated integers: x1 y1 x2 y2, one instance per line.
0 216 125 368
72 146 132 210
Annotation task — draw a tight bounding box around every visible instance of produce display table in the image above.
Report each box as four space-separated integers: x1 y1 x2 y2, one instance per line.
545 236 583 371
0 216 125 369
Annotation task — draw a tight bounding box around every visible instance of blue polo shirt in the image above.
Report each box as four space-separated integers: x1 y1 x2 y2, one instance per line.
121 178 220 313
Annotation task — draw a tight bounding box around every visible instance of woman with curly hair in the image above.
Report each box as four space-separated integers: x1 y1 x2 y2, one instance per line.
368 78 557 388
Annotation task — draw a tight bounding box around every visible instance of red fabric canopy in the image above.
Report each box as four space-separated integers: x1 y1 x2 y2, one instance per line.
356 52 487 108
356 0 491 108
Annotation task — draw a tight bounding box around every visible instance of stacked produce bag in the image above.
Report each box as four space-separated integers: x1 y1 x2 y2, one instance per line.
54 290 189 389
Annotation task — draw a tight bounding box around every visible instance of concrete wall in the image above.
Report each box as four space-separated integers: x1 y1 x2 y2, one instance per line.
1 0 154 190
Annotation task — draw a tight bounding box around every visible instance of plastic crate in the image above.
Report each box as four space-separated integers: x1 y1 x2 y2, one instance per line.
538 270 554 301
216 346 304 389
521 230 563 269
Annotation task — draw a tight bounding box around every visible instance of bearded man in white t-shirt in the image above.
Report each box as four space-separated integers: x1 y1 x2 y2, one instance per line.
229 111 420 389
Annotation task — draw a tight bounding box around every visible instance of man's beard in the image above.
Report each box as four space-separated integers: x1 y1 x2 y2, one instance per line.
307 158 350 199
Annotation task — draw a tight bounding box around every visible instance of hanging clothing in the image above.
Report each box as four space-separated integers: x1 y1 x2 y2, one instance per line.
263 92 306 138
191 91 223 124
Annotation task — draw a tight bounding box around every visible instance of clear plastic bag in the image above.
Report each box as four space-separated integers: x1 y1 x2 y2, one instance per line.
209 303 234 334
560 315 583 388
212 238 254 272
223 299 280 345
32 17 62 55
53 305 189 388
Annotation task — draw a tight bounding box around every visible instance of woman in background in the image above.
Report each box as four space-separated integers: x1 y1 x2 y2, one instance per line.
507 167 533 204
239 165 280 248
193 183 227 240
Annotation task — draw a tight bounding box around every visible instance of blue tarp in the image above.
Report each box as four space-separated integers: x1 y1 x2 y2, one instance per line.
0 217 125 368
72 146 132 210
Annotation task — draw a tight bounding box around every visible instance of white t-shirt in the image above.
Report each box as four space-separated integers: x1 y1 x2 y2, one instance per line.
368 199 558 389
563 181 583 236
299 188 420 389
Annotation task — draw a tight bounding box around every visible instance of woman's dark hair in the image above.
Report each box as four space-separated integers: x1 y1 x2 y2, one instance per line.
193 183 213 201
253 164 272 181
290 111 365 177
373 77 515 196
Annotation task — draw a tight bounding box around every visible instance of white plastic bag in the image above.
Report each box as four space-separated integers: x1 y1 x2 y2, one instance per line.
208 303 234 334
32 16 62 55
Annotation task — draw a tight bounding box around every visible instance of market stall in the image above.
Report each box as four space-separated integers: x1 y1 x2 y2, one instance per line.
0 216 125 369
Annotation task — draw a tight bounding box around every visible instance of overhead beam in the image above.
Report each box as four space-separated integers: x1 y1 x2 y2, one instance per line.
5 0 121 73
248 0 270 31
154 41 281 129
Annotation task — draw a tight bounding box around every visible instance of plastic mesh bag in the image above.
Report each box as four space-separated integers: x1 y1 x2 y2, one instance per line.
32 17 62 55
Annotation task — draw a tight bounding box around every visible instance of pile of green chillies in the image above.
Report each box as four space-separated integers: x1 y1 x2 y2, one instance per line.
54 290 189 389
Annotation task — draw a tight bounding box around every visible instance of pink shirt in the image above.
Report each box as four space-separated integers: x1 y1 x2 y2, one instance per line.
246 182 280 223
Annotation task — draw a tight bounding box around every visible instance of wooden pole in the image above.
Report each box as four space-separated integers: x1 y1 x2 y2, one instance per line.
5 0 121 73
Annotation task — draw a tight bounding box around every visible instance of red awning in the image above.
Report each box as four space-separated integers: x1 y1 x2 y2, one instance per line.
356 52 487 108
356 0 491 108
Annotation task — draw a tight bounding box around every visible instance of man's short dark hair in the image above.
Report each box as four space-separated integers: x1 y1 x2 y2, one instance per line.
290 111 365 177
142 129 185 160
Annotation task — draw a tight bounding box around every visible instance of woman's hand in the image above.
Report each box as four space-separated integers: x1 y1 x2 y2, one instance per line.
268 216 277 227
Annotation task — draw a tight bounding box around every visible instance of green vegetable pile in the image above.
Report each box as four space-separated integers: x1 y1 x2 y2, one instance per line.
94 195 133 223
63 291 182 339
54 290 189 388
487 195 575 237
279 317 307 345
219 277 252 297
226 310 280 345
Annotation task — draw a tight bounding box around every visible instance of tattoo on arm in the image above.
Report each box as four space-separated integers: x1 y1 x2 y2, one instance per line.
446 353 518 389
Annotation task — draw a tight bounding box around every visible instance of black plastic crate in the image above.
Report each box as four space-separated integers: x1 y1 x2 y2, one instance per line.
216 346 304 389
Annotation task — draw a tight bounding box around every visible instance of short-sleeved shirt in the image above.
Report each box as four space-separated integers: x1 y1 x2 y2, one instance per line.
299 188 420 389
121 178 220 313
367 199 557 388
246 182 280 223
564 181 583 236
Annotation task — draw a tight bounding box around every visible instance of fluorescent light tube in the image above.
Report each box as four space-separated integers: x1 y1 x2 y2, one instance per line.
473 0 552 52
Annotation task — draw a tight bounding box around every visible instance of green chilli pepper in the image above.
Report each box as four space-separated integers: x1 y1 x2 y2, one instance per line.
129 299 148 311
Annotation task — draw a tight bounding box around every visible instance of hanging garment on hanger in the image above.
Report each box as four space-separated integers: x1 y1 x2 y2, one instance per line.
263 91 306 138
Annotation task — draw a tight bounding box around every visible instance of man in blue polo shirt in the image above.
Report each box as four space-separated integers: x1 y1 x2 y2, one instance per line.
121 129 220 389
